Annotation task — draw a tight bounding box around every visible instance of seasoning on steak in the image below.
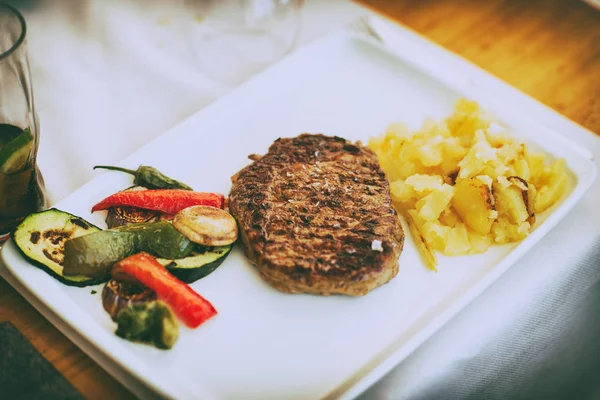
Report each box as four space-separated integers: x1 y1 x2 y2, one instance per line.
228 133 405 296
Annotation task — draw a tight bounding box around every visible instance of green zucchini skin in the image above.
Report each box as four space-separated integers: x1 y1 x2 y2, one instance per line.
157 245 232 283
11 208 108 287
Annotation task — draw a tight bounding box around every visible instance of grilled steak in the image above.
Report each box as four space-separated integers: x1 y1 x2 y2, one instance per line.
228 134 404 296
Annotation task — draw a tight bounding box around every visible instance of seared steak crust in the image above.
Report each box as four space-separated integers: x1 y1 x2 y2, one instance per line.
228 134 404 296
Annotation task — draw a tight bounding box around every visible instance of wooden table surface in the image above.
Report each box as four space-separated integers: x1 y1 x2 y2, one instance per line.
1 0 599 399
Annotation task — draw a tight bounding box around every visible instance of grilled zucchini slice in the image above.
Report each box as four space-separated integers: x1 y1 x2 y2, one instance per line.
12 208 106 287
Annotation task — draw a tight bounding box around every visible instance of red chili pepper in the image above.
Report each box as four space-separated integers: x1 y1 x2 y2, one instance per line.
92 189 224 214
112 252 217 328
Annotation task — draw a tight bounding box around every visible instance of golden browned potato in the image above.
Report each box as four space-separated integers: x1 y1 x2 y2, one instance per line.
452 177 496 235
507 176 536 224
493 176 529 225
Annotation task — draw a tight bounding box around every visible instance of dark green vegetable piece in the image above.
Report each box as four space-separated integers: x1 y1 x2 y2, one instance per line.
63 221 195 279
94 165 193 190
63 231 137 279
114 300 179 350
157 245 232 283
11 208 106 287
116 221 195 259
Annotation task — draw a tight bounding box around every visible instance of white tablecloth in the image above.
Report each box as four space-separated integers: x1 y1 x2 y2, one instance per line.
10 1 600 399
17 0 364 204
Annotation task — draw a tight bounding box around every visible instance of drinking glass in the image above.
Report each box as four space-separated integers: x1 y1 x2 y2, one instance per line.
184 0 303 87
0 3 46 243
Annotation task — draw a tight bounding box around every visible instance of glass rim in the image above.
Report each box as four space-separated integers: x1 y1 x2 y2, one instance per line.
0 3 26 61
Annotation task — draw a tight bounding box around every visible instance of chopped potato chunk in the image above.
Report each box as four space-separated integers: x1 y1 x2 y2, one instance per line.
452 177 495 235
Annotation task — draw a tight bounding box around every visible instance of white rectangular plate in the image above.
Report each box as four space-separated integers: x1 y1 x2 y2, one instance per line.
1 28 596 400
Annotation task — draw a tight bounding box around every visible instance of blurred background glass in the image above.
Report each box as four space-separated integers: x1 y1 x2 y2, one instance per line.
184 0 303 87
0 3 46 243
583 0 600 10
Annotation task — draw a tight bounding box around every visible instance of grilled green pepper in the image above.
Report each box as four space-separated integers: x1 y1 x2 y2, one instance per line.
115 221 195 259
63 221 194 278
93 165 193 190
63 230 137 279
114 300 179 349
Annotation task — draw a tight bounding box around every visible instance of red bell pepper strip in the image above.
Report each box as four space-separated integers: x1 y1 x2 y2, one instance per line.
92 189 224 214
112 252 217 328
